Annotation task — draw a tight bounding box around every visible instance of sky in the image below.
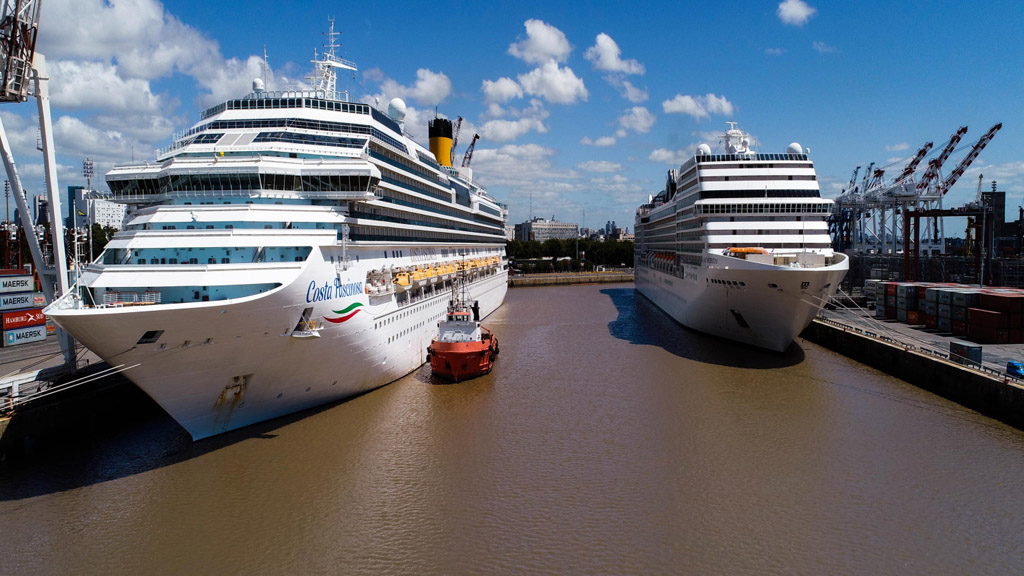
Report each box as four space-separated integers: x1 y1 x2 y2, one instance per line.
2 0 1023 235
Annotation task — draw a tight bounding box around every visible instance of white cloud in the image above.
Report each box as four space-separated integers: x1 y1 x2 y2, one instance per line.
584 34 644 75
482 77 523 104
885 142 910 152
480 118 548 142
49 61 163 113
764 48 786 56
649 146 698 165
604 76 648 103
777 0 816 26
518 61 588 104
662 93 734 121
508 19 571 64
380 69 452 106
581 136 617 147
615 106 655 137
813 41 837 54
578 160 622 173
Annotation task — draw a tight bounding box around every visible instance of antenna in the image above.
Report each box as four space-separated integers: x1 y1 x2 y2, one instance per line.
262 44 269 89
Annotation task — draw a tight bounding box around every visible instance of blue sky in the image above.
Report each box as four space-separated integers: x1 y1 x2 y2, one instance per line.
2 0 1022 235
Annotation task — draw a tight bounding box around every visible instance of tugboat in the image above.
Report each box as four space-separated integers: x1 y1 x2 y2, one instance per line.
427 279 499 382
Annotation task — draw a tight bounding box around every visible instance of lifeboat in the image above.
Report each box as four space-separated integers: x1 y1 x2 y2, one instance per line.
426 280 499 382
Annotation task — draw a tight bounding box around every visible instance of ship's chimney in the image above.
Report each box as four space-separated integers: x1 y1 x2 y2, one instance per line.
428 117 454 167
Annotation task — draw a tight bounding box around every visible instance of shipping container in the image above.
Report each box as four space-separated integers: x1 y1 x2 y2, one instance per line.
967 308 1008 329
952 306 967 321
924 301 938 316
2 324 47 347
924 313 938 329
907 310 921 325
938 303 951 318
1 308 46 331
937 316 952 332
952 320 966 335
897 308 907 322
952 290 981 308
0 292 44 311
0 275 35 294
950 341 983 367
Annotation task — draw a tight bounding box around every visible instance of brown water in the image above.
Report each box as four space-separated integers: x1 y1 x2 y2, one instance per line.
3 283 1024 575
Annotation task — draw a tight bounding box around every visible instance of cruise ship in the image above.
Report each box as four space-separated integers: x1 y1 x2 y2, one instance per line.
634 123 848 351
44 25 508 440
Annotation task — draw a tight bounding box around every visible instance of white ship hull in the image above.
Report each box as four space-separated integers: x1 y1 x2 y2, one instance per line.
49 256 507 440
635 252 848 352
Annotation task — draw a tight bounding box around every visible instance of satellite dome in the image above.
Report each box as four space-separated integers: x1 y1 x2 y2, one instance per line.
388 98 407 122
697 143 712 156
252 78 265 92
787 142 803 155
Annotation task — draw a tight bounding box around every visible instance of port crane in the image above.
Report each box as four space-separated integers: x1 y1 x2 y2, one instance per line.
0 0 75 367
461 133 479 168
831 123 1000 261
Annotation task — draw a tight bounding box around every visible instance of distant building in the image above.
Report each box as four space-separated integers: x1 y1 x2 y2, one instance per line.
515 217 578 241
67 186 128 230
503 225 515 241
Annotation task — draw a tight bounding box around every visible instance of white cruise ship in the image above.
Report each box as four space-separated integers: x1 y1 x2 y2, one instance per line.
44 25 508 440
634 123 848 351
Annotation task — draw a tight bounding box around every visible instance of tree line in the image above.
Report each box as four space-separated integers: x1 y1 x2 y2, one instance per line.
506 238 634 273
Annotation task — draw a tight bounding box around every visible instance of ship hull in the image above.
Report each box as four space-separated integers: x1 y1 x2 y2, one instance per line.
48 260 507 440
635 253 848 352
427 335 498 382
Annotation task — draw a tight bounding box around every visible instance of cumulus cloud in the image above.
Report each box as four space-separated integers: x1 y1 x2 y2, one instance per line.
380 69 452 106
480 118 548 142
885 142 910 152
584 34 645 75
517 61 588 104
777 0 816 26
482 77 523 104
581 136 616 147
650 146 698 165
662 93 734 121
49 61 163 113
604 76 648 103
615 106 655 137
813 41 837 54
508 19 571 64
578 160 622 173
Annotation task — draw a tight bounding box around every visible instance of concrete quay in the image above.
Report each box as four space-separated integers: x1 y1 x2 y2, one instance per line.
509 271 633 287
801 309 1024 429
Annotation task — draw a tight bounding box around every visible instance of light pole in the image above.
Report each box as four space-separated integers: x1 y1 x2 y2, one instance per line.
83 157 93 262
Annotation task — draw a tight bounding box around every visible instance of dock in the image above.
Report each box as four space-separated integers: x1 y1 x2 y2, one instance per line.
509 270 633 287
802 307 1024 429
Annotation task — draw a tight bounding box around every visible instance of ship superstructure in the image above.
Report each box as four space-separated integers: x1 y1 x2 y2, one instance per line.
635 123 848 351
45 23 508 439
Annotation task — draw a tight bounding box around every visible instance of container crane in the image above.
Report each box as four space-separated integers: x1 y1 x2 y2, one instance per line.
916 126 968 193
449 116 462 167
936 123 1001 197
461 133 479 168
893 141 933 186
0 0 75 367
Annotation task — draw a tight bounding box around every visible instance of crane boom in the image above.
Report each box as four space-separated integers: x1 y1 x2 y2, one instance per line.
893 141 933 185
916 126 968 192
938 123 1001 196
846 165 860 194
461 133 479 168
450 116 462 167
0 0 41 102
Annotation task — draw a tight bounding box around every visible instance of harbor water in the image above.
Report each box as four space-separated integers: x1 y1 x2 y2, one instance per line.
2 283 1024 575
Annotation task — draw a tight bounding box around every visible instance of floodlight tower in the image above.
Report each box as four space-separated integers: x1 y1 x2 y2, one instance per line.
0 0 76 367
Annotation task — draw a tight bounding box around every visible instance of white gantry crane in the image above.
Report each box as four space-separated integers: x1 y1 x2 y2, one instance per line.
0 0 76 367
831 123 1001 258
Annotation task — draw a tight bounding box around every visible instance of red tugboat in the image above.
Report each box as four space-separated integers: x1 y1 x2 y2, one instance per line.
426 280 499 382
